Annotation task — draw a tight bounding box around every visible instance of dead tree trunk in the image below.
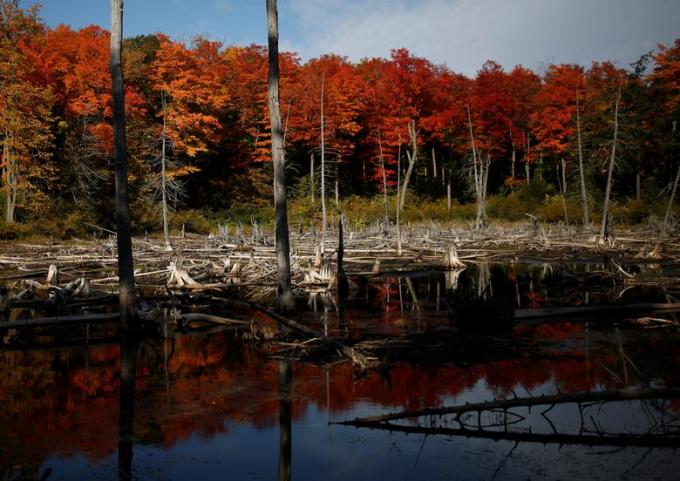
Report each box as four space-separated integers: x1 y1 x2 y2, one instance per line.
398 119 417 212
320 72 327 254
309 151 314 203
432 147 437 179
662 163 680 237
576 95 589 227
267 0 294 312
378 131 389 226
468 106 487 229
3 130 17 223
110 0 136 329
160 92 172 251
525 133 531 184
395 132 402 255
599 83 622 242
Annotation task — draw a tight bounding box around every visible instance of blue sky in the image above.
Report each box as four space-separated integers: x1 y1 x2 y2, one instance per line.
28 0 680 75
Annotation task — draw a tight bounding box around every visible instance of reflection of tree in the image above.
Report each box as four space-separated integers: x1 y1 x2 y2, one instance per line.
278 361 292 481
339 387 680 448
118 336 139 481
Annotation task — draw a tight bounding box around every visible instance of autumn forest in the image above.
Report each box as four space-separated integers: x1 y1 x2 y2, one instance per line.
1 1 678 238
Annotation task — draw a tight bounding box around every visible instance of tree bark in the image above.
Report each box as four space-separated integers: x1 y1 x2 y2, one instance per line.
662 163 680 237
320 72 327 254
432 147 437 179
267 0 294 312
398 119 417 212
160 91 172 251
3 132 16 223
378 131 389 226
110 0 136 329
576 95 589 227
599 84 622 242
309 151 314 203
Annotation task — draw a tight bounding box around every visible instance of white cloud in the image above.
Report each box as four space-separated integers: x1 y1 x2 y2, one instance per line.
285 0 680 75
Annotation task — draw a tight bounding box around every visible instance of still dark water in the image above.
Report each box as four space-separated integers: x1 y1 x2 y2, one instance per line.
2 263 680 480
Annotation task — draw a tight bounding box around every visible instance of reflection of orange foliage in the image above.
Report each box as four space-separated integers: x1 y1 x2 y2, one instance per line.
0 326 678 474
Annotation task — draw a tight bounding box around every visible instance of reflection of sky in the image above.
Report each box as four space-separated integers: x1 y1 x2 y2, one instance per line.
45 395 680 481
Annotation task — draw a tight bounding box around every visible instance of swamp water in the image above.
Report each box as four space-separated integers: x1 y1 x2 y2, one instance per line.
1 263 680 480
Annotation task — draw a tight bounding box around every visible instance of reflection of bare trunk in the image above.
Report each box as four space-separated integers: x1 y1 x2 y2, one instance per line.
278 361 292 481
267 0 294 312
576 95 589 227
160 92 172 251
398 120 417 212
110 0 136 328
599 84 622 242
118 336 138 481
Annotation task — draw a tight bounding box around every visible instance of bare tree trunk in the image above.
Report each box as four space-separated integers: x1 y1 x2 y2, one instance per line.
599 84 622 242
398 119 417 212
432 147 437 179
396 132 402 255
635 171 641 201
3 132 16 223
557 163 569 224
468 106 487 229
561 157 567 194
447 182 451 212
662 163 680 237
576 95 589 227
160 92 172 251
309 151 314 203
525 133 531 184
511 145 516 180
320 72 327 254
378 131 389 226
110 0 136 329
267 0 294 312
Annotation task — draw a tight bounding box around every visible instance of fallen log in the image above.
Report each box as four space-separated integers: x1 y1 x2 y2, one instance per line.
0 312 120 330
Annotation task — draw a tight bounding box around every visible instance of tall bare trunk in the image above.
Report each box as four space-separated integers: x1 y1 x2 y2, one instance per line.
662 164 680 237
378 131 389 226
320 72 327 254
309 151 314 203
576 95 589 227
110 0 136 328
432 147 437 179
635 172 641 201
3 132 16 223
447 182 451 212
396 132 402 255
599 84 622 242
398 119 417 212
561 157 567 194
468 106 487 229
160 92 172 251
525 133 531 184
267 0 294 312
